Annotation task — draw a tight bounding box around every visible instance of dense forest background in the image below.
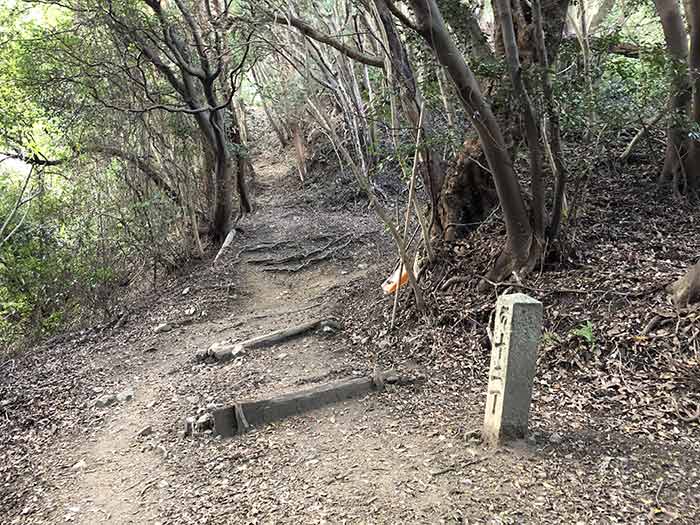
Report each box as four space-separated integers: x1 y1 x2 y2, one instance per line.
1 0 699 350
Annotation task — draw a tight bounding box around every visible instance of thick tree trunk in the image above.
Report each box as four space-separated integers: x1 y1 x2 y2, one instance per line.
655 0 692 193
228 106 255 215
202 141 216 223
408 0 534 276
197 102 253 243
439 140 499 241
212 152 235 243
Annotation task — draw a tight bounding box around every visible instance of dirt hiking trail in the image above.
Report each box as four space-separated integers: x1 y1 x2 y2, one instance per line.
29 151 460 524
4 151 700 525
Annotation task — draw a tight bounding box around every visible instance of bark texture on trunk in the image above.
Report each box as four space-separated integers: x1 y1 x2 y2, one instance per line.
439 140 499 241
655 0 692 192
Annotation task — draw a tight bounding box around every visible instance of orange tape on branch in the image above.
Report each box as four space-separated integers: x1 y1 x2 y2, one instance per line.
381 264 409 294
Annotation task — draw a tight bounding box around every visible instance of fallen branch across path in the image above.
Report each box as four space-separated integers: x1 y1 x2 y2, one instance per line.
618 109 666 162
200 318 341 361
187 369 423 437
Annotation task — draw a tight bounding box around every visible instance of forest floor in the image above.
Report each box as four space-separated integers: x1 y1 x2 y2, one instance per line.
2 144 700 524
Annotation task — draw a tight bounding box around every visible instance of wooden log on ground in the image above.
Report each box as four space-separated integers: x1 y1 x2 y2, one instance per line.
203 318 341 362
203 370 421 437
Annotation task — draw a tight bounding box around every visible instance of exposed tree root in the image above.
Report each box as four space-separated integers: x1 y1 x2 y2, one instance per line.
247 233 354 265
478 236 543 292
667 260 700 308
234 235 332 260
245 233 369 273
641 314 673 337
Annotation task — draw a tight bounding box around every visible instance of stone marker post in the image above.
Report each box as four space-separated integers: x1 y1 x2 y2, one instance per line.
483 293 543 447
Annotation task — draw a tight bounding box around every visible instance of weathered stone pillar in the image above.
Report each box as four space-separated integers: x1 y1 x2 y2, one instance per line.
483 293 543 447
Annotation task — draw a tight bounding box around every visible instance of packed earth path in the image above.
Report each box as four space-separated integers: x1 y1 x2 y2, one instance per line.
4 150 700 525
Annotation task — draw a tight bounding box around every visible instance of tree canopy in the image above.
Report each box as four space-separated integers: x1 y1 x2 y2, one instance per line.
0 0 699 343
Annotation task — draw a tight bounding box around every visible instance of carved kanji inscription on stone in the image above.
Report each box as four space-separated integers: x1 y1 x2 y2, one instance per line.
483 293 543 447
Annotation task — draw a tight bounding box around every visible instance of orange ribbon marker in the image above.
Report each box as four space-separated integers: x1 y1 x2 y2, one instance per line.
381 264 409 294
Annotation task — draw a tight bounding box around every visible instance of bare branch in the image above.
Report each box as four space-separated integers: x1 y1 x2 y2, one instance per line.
267 12 384 67
0 152 64 166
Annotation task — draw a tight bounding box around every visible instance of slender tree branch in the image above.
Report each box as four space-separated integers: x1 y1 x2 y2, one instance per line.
267 12 384 67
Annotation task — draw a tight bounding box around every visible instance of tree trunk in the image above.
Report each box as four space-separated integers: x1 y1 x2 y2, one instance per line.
436 67 456 130
439 140 499 241
227 109 253 218
494 0 545 241
201 140 216 225
668 260 700 307
231 102 256 213
655 0 692 193
533 0 568 243
437 0 496 63
292 123 307 181
212 151 235 243
374 0 446 237
408 0 534 277
541 0 571 64
686 0 700 193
